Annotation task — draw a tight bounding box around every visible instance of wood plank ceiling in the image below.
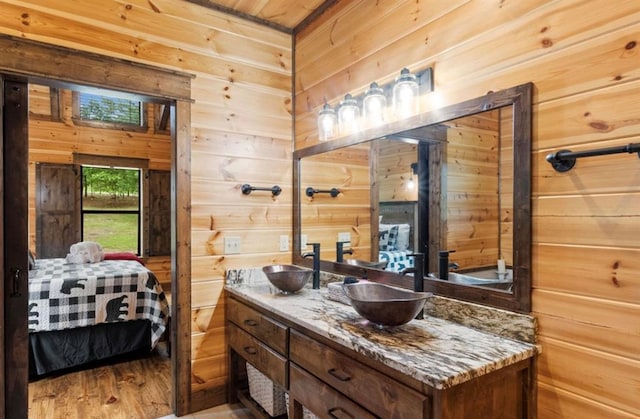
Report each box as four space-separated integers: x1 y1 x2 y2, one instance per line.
184 0 336 32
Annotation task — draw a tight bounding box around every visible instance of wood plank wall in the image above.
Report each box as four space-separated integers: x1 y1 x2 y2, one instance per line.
444 110 502 270
377 140 418 203
0 0 292 411
300 144 372 261
295 1 640 417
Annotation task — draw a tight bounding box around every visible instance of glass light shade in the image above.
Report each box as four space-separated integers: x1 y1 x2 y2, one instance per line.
317 103 337 141
393 68 419 119
337 93 360 136
362 82 386 127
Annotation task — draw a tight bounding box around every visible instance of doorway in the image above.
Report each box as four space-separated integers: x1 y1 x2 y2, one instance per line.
1 35 193 418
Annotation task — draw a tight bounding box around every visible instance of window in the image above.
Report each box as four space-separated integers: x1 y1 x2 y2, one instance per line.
72 91 148 131
81 166 141 254
36 160 169 258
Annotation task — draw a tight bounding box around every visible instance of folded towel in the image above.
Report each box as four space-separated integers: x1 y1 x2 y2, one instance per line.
65 241 104 264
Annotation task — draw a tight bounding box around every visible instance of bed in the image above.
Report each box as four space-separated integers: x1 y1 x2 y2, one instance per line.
27 257 170 377
378 201 418 273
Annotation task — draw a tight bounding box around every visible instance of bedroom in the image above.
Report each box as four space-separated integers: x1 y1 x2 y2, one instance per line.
26 82 174 414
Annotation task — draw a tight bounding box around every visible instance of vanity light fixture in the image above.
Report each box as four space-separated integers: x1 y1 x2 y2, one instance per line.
316 66 433 140
362 82 386 127
393 68 420 118
407 162 418 190
337 93 360 136
317 102 337 141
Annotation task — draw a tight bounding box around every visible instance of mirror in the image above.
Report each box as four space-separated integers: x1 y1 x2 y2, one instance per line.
293 83 532 313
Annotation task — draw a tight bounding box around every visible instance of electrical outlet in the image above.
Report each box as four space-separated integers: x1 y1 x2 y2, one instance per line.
300 234 308 249
338 232 351 243
279 235 289 252
224 237 241 254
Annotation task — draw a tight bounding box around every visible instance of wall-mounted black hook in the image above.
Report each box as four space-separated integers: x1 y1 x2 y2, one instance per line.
546 142 640 172
241 184 282 196
305 187 340 198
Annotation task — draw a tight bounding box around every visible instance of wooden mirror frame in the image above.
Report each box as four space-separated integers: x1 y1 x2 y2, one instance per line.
293 83 532 313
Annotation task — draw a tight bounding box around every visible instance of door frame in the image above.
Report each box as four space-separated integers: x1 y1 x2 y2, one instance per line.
0 34 194 416
3 75 30 419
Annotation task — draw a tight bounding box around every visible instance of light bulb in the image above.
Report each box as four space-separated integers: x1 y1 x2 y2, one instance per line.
393 68 419 119
407 176 415 190
362 82 386 127
337 93 360 135
317 103 337 141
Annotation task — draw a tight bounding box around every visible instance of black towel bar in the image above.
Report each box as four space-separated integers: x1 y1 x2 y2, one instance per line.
241 184 282 196
546 142 640 172
305 187 340 198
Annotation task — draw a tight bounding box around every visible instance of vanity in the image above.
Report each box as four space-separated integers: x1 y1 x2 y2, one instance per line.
226 271 537 419
226 83 537 418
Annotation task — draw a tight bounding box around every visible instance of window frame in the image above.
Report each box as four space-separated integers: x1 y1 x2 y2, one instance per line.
71 90 149 132
74 154 150 256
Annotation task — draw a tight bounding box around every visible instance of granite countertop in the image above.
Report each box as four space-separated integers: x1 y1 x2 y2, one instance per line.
225 269 537 390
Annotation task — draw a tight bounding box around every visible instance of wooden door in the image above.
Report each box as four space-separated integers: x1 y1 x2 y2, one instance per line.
35 163 80 258
2 76 30 419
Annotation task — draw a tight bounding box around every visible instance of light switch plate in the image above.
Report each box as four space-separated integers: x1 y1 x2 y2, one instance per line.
338 232 351 243
300 234 308 249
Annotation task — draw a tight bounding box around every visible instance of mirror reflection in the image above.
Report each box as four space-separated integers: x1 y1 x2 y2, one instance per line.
300 107 513 292
294 83 531 312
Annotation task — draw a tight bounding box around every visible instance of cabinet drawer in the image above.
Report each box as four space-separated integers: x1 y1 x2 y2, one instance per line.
228 296 288 355
228 323 288 388
290 363 377 419
290 329 429 419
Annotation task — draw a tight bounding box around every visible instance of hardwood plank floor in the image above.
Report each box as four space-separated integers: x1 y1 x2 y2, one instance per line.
28 344 172 419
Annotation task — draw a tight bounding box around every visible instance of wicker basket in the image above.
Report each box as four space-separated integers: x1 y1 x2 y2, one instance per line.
246 362 287 417
285 392 319 419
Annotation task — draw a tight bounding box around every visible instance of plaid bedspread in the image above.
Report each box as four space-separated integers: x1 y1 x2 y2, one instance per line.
379 250 414 273
28 258 170 348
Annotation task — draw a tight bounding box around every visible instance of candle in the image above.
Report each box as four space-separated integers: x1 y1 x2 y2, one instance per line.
497 259 506 274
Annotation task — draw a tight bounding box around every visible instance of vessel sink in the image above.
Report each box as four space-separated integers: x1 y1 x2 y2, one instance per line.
342 282 431 327
448 269 513 291
345 259 388 270
262 264 313 293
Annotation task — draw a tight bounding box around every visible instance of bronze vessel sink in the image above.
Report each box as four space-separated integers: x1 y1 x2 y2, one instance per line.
342 282 431 327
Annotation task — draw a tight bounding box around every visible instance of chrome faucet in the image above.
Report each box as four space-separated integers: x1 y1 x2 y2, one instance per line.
336 241 353 263
302 242 321 289
438 250 457 280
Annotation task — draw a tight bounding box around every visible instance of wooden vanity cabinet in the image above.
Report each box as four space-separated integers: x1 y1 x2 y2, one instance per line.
227 294 534 419
227 296 289 418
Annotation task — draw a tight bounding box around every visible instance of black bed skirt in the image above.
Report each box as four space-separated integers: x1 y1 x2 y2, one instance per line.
29 320 151 378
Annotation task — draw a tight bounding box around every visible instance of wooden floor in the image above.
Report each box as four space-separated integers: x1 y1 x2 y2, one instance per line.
28 344 172 419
